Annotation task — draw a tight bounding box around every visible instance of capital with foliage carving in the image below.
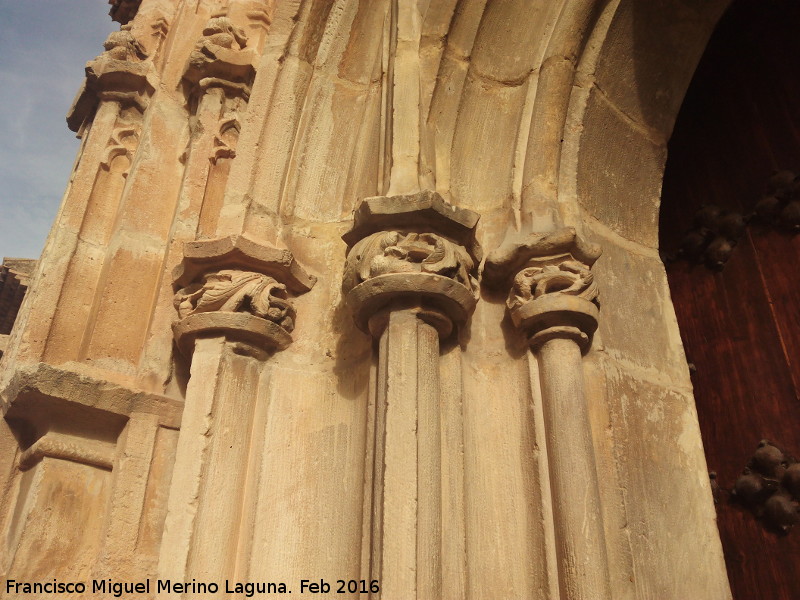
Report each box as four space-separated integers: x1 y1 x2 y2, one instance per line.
175 270 296 331
483 227 601 352
182 16 258 102
172 234 315 357
67 26 157 131
342 191 481 338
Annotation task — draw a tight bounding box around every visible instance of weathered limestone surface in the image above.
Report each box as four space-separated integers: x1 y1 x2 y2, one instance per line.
0 1 733 599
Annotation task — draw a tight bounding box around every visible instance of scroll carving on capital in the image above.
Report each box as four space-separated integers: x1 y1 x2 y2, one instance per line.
175 270 295 333
67 26 157 131
483 227 602 352
192 17 248 54
508 258 598 311
101 29 148 62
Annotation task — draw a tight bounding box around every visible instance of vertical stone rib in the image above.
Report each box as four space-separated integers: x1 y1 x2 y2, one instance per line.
184 87 227 235
387 0 423 196
527 353 562 600
44 101 133 363
370 309 443 600
370 324 389 586
186 344 261 589
158 337 225 582
162 341 260 591
98 412 159 578
232 364 271 581
440 346 467 600
520 0 603 230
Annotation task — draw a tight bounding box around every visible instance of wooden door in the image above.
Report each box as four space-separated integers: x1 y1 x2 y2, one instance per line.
660 1 800 598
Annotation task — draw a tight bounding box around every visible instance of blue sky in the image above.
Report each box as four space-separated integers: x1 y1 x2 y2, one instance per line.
0 1 115 259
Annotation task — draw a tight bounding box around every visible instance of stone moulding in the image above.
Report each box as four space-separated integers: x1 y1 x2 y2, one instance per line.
347 273 475 339
482 227 601 290
172 234 315 357
342 191 481 338
172 311 292 357
342 189 481 258
18 432 116 472
173 233 315 292
1 362 181 430
511 293 600 351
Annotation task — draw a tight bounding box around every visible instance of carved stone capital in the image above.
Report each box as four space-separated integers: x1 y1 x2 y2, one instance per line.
182 17 258 101
483 227 602 353
172 235 315 357
342 192 480 338
67 28 157 131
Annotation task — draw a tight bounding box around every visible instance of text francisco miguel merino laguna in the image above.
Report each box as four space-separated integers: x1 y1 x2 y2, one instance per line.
4 578 377 597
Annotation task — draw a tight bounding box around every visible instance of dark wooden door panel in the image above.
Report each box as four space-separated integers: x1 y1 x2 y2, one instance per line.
660 1 800 598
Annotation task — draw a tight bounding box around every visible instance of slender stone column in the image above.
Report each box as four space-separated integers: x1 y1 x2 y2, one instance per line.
179 15 257 239
342 191 480 599
483 227 612 600
159 29 268 581
159 235 314 595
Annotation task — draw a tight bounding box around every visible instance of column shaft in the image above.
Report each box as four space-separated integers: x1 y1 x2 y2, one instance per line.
342 192 479 599
372 309 442 599
159 336 262 594
537 337 611 600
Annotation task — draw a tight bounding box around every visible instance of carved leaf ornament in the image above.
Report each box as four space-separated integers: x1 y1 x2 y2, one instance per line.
175 270 295 332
